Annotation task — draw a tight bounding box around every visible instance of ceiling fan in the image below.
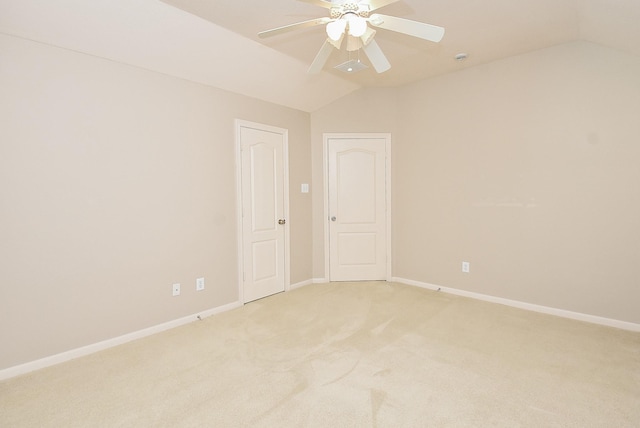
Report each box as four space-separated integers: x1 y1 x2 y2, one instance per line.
258 0 445 74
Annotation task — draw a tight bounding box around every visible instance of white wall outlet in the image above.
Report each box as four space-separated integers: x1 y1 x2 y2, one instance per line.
196 277 205 291
462 261 470 273
172 283 181 296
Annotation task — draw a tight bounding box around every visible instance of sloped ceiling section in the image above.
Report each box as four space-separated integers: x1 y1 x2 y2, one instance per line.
0 0 359 112
1 0 640 112
579 0 640 57
161 0 640 89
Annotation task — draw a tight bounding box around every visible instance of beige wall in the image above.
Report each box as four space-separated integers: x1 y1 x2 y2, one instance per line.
3 35 639 371
0 34 311 370
312 41 640 324
395 41 640 323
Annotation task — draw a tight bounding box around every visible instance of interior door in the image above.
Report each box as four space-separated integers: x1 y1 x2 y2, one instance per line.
239 123 287 302
328 136 388 281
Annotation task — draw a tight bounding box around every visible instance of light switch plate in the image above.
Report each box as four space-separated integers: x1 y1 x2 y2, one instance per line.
301 183 309 193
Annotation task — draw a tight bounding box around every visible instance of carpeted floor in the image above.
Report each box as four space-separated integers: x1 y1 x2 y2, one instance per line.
1 281 639 427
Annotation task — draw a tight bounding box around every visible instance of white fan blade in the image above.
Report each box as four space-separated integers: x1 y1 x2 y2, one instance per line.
308 40 335 74
298 0 334 9
369 13 445 42
367 0 400 12
258 17 331 38
362 39 391 73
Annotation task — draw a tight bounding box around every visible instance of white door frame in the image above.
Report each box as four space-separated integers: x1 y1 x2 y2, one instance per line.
322 133 392 282
235 119 290 303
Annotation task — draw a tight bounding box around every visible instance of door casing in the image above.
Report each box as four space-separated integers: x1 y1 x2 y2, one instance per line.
322 133 392 282
235 119 290 303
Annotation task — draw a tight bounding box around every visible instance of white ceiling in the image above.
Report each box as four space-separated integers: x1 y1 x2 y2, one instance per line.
2 0 640 112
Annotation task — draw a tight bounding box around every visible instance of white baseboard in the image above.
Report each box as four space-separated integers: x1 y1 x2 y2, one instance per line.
392 277 640 332
290 279 313 290
6 278 636 381
0 300 243 381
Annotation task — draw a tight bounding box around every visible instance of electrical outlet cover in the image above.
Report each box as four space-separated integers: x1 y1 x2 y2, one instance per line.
196 277 205 291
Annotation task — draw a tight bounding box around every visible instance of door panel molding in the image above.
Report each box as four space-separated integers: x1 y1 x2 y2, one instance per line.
235 120 290 303
323 133 391 281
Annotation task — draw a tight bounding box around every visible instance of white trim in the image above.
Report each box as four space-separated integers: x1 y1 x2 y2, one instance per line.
282 132 291 292
234 119 290 302
290 279 313 290
234 120 244 303
384 136 392 282
322 137 330 280
322 133 392 281
392 277 640 332
9 278 635 381
0 300 242 381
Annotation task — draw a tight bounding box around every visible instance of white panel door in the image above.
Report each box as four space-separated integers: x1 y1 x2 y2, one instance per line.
328 136 388 281
240 125 287 303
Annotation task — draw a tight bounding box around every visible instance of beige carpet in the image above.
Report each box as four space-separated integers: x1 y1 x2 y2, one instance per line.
1 282 639 427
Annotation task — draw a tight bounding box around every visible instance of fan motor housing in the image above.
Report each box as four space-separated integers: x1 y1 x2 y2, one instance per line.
331 4 370 19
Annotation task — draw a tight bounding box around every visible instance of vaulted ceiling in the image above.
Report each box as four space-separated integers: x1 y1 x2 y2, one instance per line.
2 0 639 112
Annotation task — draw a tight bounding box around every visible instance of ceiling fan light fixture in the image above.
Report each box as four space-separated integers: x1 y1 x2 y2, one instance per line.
257 1 445 75
327 33 344 49
326 19 346 41
347 15 367 37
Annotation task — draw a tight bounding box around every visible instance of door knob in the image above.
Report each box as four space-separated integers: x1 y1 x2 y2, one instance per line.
331 216 336 222
278 219 286 225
